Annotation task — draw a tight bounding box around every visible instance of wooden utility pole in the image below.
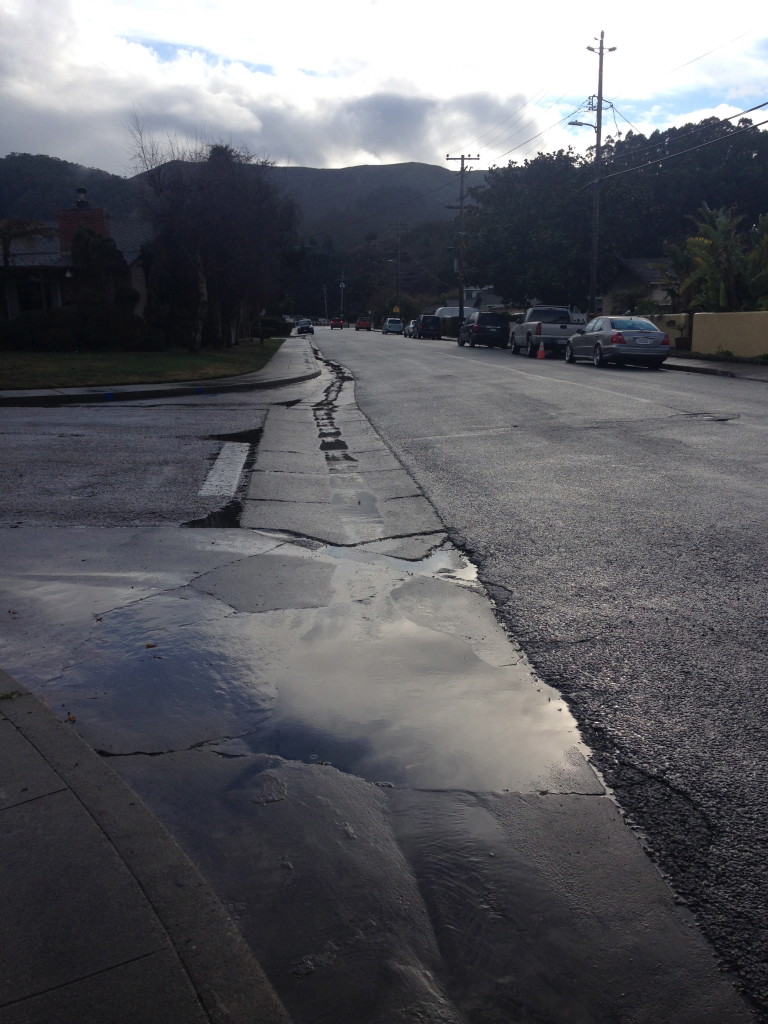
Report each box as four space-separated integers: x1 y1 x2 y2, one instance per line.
446 154 479 325
586 31 615 317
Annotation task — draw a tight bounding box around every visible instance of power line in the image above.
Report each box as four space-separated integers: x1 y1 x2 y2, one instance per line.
598 102 768 174
585 113 768 188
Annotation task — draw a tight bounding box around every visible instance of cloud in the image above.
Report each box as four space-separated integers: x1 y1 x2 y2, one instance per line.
0 0 766 176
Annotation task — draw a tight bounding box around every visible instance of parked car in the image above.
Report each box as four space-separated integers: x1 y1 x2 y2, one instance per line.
404 319 417 338
510 306 579 357
382 317 404 335
329 316 344 329
565 316 670 368
296 318 314 335
458 311 510 348
415 314 442 339
355 316 372 331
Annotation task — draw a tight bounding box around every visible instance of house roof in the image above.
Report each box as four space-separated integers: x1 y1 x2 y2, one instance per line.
619 258 670 284
7 219 153 268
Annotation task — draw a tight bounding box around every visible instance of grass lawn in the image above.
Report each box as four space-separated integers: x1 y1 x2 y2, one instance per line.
0 337 285 389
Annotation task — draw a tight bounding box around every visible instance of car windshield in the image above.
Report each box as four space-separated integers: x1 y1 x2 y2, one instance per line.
478 314 508 325
610 318 658 331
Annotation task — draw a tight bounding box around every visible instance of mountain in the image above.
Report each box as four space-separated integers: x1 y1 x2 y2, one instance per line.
266 162 482 247
0 152 143 222
0 153 478 249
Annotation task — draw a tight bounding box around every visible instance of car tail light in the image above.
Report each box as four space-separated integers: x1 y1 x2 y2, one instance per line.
610 332 626 344
535 323 542 335
471 324 479 332
660 334 670 346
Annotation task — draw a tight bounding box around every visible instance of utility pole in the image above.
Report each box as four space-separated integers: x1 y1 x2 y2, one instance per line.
339 270 345 322
446 153 479 325
586 30 615 317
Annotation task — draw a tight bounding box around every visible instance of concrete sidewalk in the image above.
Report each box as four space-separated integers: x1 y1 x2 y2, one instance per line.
0 669 291 1024
0 336 320 407
664 354 768 381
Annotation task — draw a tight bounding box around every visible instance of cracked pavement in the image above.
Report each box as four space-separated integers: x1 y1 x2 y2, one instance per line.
0 361 754 1023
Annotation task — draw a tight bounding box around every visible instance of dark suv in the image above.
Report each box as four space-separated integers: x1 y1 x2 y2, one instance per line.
415 314 442 339
458 311 510 349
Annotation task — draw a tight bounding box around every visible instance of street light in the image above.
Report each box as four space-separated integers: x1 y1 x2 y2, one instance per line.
572 30 615 317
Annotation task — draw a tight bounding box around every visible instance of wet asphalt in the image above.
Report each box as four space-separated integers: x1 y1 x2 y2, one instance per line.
0 349 757 1022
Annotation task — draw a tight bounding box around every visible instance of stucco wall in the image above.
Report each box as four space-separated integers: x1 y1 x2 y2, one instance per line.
691 312 768 358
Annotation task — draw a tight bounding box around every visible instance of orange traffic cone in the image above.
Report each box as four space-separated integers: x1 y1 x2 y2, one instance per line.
537 339 546 359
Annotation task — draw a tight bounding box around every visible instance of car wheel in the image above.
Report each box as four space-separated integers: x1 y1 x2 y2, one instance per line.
469 337 476 348
564 341 575 363
511 340 520 354
593 344 606 367
500 339 509 349
526 336 537 358
458 336 465 347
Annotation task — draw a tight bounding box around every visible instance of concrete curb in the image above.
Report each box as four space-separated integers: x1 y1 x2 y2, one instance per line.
0 668 292 1024
0 338 321 407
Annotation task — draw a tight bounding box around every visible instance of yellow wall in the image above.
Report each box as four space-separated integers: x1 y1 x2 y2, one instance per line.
650 314 689 347
691 312 768 358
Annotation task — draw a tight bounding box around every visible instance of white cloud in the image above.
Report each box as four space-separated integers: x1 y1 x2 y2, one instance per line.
0 0 766 175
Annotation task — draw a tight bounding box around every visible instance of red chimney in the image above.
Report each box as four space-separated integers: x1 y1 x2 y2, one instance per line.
59 188 110 253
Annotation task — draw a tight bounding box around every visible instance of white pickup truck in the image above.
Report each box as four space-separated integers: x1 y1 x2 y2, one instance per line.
510 306 579 357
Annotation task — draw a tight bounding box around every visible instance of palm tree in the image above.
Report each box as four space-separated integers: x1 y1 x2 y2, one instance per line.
681 204 747 311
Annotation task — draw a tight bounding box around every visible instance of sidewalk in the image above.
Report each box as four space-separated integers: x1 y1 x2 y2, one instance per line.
665 353 768 381
0 670 292 1024
0 336 320 407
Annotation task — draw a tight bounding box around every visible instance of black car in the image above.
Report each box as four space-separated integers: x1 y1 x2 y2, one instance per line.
296 319 314 335
458 311 510 348
415 314 443 339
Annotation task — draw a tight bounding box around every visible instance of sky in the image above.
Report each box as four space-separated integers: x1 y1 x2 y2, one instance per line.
1 0 767 178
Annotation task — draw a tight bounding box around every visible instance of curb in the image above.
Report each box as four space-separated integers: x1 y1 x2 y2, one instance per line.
0 369 321 408
0 668 292 1024
664 361 737 378
0 337 321 407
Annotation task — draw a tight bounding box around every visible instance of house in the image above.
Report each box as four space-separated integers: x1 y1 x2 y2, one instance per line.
601 258 672 315
2 189 151 320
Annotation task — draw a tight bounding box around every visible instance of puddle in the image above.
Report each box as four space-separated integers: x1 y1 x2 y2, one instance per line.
324 540 478 587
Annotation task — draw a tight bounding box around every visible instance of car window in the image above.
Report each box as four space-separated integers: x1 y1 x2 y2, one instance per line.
610 318 658 331
478 313 508 325
584 319 600 332
534 307 570 323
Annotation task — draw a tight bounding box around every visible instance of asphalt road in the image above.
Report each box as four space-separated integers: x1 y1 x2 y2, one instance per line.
1 335 766 1019
315 327 768 1016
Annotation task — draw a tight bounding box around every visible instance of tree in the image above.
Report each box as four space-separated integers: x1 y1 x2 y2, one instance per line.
745 214 768 309
463 151 598 306
681 204 747 311
129 119 298 349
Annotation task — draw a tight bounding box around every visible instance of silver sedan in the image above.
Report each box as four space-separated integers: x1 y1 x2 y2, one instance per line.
565 316 670 369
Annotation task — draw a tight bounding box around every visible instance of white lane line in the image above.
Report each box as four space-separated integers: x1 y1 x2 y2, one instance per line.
199 442 250 496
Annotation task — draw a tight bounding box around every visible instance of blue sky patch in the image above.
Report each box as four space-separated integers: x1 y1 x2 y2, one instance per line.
128 38 274 75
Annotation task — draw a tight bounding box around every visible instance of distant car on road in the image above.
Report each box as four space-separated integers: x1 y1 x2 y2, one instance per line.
404 319 417 338
565 316 670 369
296 319 314 335
329 317 344 329
415 314 443 339
355 316 372 331
382 317 404 335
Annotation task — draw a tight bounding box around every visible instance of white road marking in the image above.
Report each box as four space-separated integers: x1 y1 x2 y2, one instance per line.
199 442 250 496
